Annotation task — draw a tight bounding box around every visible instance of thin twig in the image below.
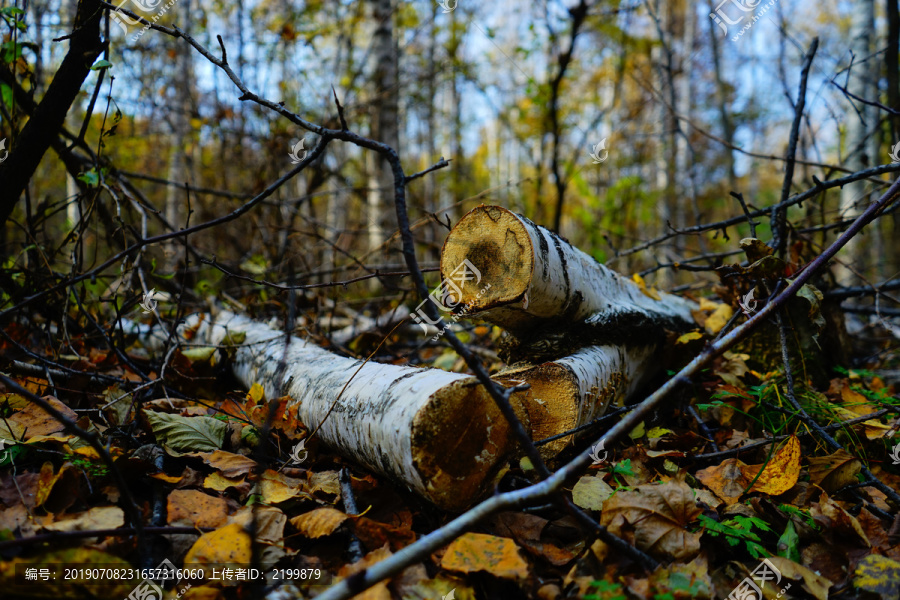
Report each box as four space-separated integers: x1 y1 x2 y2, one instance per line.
772 38 818 256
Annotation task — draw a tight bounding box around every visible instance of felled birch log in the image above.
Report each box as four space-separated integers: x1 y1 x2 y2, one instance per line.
439 205 698 456
495 344 658 458
145 311 530 511
439 205 696 336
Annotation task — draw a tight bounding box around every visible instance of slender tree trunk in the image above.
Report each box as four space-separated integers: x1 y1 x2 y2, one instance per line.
708 0 737 188
837 0 876 284
367 0 400 255
0 0 104 223
164 0 196 271
887 0 900 274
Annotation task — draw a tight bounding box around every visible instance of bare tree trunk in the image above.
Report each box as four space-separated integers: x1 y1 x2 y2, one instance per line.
708 0 737 188
837 0 876 284
164 0 196 271
367 0 400 255
886 0 900 274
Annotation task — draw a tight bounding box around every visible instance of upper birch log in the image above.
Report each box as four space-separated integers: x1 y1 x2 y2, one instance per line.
150 311 530 511
437 205 696 335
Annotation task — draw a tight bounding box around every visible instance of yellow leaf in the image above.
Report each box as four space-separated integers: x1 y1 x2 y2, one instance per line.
290 507 349 538
203 471 245 491
853 554 900 598
647 427 674 438
248 383 265 403
260 469 311 504
698 298 719 311
632 273 661 300
442 532 530 580
676 331 703 344
704 303 734 335
629 421 645 439
741 435 801 495
184 522 252 566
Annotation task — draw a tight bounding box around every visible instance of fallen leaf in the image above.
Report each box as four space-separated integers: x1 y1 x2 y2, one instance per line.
676 331 703 344
441 532 530 580
696 458 749 504
704 303 734 335
167 489 229 528
42 506 124 532
144 410 226 452
768 556 832 600
571 475 614 511
8 396 78 439
203 471 246 492
260 469 311 504
491 512 575 566
632 273 662 300
853 554 900 599
291 507 349 538
352 516 418 551
741 435 801 495
811 493 870 548
600 480 702 560
195 450 257 478
306 470 341 499
339 546 393 600
229 505 286 543
35 461 79 513
184 522 252 566
808 449 862 493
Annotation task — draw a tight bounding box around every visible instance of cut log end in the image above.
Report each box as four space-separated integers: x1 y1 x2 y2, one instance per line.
440 205 533 311
411 379 531 511
496 364 580 458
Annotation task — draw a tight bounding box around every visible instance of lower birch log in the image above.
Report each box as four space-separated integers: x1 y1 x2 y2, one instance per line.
161 311 531 511
437 205 696 335
496 344 658 458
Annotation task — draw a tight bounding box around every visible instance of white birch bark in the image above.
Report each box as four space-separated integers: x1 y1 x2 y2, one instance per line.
439 205 697 333
145 311 528 511
837 0 877 284
497 344 658 458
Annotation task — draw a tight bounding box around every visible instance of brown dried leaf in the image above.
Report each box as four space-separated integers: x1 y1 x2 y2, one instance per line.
166 489 229 528
808 449 862 494
9 396 77 439
196 450 257 478
42 506 124 532
768 556 832 600
600 480 702 560
695 458 750 505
